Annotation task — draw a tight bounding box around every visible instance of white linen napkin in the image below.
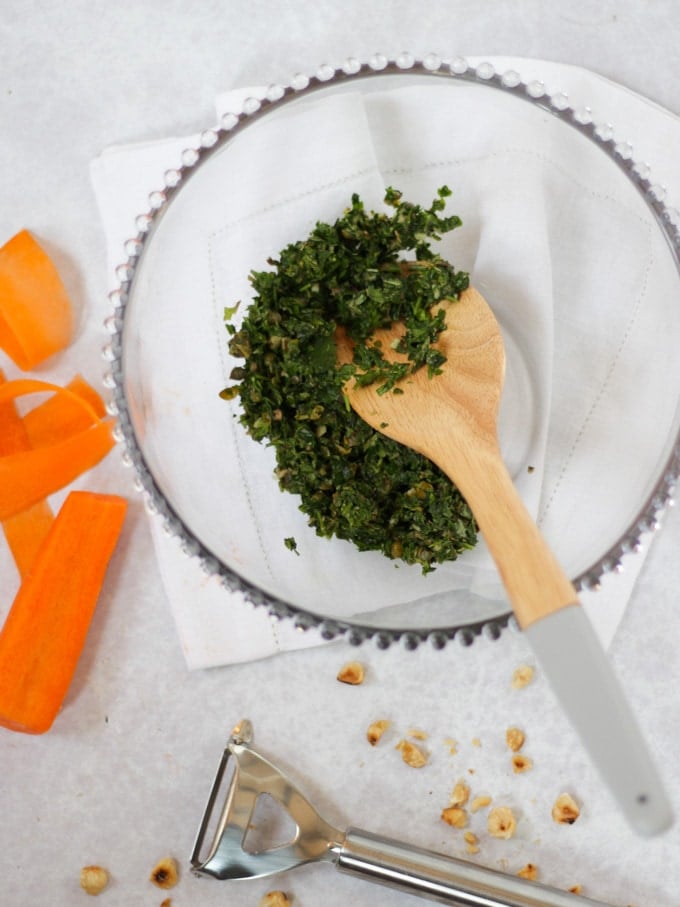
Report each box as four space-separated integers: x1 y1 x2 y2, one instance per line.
90 57 680 668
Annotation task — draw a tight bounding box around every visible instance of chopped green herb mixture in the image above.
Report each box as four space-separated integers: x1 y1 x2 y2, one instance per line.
283 536 299 555
223 187 478 572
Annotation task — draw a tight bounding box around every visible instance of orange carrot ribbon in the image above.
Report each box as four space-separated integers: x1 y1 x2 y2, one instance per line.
0 370 55 576
0 378 115 522
0 230 74 370
0 490 128 734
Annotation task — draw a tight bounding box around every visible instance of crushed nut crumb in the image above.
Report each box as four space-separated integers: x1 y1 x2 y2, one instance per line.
471 737 481 747
407 728 428 740
444 736 458 755
149 856 179 889
463 831 479 854
441 806 468 828
367 719 390 746
470 795 492 813
511 754 533 774
450 781 470 807
568 885 583 895
511 665 535 689
160 899 172 907
505 727 525 752
79 865 109 896
259 892 291 907
337 661 365 685
396 739 429 767
517 863 538 880
552 793 580 825
487 806 517 839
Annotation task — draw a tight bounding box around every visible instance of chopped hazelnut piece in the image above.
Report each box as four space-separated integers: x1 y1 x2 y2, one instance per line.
463 831 479 854
470 795 492 813
366 719 390 746
511 754 533 774
450 781 470 807
149 856 179 889
487 806 517 839
79 865 109 896
505 727 525 752
444 737 458 755
441 806 468 828
337 661 365 685
160 899 172 907
552 793 581 825
260 892 291 907
396 739 428 768
517 863 538 880
568 885 583 895
511 664 535 689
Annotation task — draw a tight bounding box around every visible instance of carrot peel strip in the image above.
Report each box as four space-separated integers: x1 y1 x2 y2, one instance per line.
0 377 101 419
0 230 74 370
1 373 109 575
0 369 55 575
23 373 108 446
0 379 115 521
0 491 127 734
2 505 54 578
0 423 115 520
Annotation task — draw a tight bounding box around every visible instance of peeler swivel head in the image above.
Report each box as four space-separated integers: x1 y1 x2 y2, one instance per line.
191 720 343 881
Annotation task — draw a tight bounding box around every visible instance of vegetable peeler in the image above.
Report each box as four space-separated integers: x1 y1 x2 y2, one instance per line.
191 720 616 906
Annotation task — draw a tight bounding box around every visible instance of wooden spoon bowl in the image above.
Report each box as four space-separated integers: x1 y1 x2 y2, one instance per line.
336 285 574 631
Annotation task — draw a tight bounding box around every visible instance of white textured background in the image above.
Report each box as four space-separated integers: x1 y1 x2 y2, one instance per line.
2 3 680 906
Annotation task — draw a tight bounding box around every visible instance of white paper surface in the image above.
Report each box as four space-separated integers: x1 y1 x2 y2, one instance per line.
5 10 680 907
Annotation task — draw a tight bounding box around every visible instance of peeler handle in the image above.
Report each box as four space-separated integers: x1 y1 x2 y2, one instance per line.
335 827 612 906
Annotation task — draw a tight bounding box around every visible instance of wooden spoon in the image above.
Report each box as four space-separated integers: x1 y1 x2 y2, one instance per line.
337 286 671 836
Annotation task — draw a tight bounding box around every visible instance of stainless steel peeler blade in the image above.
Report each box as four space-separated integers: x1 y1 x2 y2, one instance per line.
191 720 616 906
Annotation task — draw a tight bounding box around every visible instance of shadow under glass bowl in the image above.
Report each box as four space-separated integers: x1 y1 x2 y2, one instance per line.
107 56 680 649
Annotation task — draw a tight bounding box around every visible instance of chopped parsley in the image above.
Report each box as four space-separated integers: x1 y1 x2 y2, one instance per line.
283 536 299 555
223 187 478 572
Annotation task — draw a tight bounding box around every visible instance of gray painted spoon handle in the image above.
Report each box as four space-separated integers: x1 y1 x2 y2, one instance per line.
525 604 672 836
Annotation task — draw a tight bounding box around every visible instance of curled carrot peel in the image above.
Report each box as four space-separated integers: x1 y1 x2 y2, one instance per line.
0 491 127 734
0 377 102 418
0 379 115 521
0 230 74 370
0 370 55 576
1 372 111 576
23 373 107 446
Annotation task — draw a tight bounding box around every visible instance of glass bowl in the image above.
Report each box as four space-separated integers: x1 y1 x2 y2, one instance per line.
106 56 680 649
